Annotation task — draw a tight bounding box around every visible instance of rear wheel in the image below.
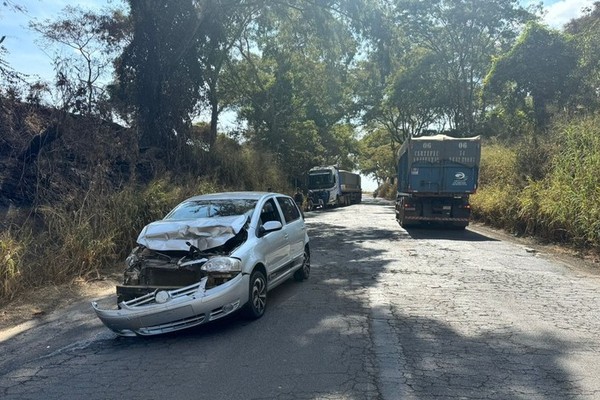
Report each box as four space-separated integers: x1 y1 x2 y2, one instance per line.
243 270 267 319
294 248 310 281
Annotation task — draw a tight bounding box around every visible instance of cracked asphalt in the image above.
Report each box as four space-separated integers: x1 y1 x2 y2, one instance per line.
1 197 599 399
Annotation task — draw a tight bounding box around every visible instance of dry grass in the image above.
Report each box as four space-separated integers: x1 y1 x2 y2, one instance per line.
473 114 600 253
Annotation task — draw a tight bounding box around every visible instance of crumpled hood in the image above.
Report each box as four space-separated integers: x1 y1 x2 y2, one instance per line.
136 214 247 251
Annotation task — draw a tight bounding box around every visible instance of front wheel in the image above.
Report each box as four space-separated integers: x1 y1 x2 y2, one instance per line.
243 270 267 319
294 248 310 282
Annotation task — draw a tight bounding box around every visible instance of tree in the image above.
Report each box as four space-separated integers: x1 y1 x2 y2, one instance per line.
196 0 259 148
565 2 600 112
357 128 397 184
227 0 363 180
0 1 27 90
378 49 451 143
484 22 578 132
112 0 204 150
230 51 327 178
384 0 535 133
30 6 129 115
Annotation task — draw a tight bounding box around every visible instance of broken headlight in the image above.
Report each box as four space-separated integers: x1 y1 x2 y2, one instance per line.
201 257 241 289
125 247 141 267
201 257 241 273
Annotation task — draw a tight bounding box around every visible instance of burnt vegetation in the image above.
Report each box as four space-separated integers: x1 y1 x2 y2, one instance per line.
0 100 136 208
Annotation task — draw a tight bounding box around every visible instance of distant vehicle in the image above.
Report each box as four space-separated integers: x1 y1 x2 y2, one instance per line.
395 135 481 229
93 192 310 336
306 166 361 209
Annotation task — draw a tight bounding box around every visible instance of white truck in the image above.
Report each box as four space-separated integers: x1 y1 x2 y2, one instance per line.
307 166 361 209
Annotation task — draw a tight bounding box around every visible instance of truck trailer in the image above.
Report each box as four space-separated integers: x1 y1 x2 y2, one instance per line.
307 166 361 209
395 135 481 229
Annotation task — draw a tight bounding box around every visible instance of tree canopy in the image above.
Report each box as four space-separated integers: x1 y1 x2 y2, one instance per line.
2 0 600 185
484 22 578 132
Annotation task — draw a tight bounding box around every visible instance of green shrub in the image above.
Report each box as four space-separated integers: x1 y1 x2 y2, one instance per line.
209 136 287 192
375 181 397 200
515 133 555 182
471 184 520 228
477 142 519 187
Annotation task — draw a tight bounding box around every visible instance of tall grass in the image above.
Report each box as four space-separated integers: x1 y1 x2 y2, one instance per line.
519 116 600 246
0 230 28 300
470 143 521 229
473 114 600 250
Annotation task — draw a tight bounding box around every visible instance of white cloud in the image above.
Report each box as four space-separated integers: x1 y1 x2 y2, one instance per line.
543 0 595 28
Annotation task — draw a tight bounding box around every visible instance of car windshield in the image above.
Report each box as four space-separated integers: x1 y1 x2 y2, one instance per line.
308 171 334 189
164 199 258 220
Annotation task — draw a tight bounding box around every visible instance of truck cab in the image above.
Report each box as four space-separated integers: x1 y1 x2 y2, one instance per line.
307 166 362 209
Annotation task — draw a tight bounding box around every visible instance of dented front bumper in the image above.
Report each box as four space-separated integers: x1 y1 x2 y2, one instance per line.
92 273 248 337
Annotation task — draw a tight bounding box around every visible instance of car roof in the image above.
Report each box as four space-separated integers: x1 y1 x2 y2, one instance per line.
183 191 285 202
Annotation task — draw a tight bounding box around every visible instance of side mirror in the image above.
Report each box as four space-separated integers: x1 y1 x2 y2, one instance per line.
259 220 283 236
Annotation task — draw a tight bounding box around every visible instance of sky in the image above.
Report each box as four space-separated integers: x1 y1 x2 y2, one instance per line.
1 0 597 191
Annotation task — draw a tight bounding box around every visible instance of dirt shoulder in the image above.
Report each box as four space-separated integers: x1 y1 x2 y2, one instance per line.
469 222 600 276
0 276 119 332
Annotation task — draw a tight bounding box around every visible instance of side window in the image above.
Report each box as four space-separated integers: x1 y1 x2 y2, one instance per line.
276 197 301 223
260 198 282 224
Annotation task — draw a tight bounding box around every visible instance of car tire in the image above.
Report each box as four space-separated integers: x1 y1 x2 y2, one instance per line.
243 269 267 319
294 248 310 282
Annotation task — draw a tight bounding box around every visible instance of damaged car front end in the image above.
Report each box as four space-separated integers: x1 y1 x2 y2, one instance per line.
93 196 257 337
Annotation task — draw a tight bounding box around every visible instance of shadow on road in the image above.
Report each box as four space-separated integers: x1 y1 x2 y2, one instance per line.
374 305 578 399
406 226 499 242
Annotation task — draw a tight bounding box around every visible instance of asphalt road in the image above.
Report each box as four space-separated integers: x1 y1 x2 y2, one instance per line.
1 197 599 399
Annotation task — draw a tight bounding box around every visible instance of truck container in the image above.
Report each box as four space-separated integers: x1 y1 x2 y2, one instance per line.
307 166 361 209
395 135 481 229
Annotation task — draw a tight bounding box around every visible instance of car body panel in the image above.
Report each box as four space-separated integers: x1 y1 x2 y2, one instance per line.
254 197 290 276
276 196 306 262
92 273 249 336
136 214 247 252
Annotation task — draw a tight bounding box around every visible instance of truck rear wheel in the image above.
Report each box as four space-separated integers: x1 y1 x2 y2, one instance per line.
400 219 417 229
450 222 468 230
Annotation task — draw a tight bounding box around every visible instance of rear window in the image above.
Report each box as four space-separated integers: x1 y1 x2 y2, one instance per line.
164 199 257 220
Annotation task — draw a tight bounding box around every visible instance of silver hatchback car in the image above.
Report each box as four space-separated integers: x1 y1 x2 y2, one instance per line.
92 192 310 336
